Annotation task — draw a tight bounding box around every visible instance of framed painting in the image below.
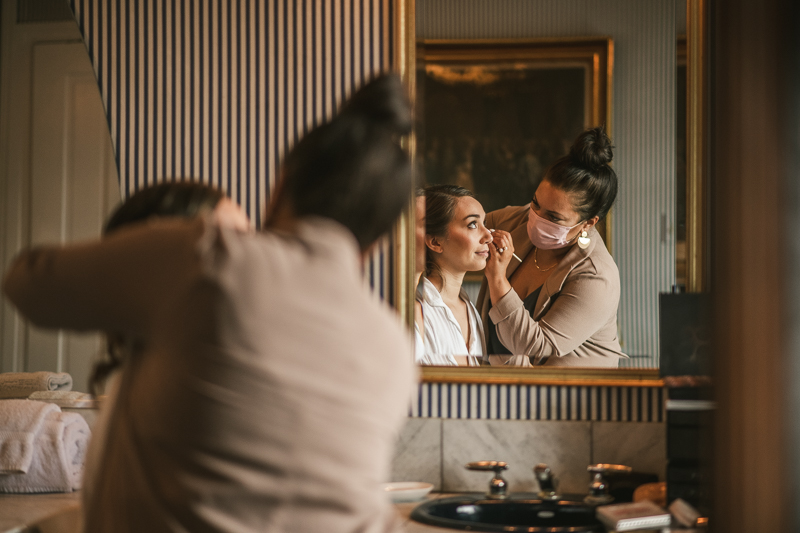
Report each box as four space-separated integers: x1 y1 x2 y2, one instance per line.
416 37 614 250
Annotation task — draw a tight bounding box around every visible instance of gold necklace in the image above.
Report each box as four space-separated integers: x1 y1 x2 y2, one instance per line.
533 248 558 272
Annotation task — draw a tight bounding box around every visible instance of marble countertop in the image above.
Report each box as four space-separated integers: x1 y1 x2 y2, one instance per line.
0 491 703 532
0 492 80 533
0 491 448 533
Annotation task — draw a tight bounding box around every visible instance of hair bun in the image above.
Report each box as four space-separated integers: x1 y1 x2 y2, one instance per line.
340 73 412 135
569 126 613 170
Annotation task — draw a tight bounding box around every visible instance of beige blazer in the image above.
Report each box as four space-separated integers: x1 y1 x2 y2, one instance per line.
477 205 627 367
3 216 415 533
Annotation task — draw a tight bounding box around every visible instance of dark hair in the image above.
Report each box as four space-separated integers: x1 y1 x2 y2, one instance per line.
543 127 618 221
279 73 412 250
423 184 475 277
91 181 225 395
104 181 224 234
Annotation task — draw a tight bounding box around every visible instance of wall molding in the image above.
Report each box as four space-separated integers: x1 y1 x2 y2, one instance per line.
411 382 665 422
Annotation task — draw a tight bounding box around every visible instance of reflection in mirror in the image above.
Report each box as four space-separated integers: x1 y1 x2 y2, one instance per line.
409 0 703 379
416 185 489 367
417 127 626 369
0 8 120 392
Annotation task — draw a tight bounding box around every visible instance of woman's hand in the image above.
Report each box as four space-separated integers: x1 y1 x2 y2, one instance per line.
485 229 514 281
486 229 514 306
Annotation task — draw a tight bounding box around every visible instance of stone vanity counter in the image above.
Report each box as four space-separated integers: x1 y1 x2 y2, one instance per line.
0 492 447 533
0 491 444 533
1 492 703 532
0 492 80 532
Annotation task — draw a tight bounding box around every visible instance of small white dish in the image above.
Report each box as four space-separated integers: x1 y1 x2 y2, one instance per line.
381 481 434 503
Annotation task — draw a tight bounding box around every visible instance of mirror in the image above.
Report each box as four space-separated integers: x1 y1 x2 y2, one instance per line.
399 0 707 383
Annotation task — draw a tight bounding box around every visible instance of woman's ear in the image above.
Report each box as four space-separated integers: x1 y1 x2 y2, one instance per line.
582 216 600 232
425 234 443 254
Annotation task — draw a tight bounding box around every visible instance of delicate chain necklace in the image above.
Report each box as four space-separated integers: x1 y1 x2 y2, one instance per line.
533 248 558 272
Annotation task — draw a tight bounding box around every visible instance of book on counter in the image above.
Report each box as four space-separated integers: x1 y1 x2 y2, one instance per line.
596 500 672 531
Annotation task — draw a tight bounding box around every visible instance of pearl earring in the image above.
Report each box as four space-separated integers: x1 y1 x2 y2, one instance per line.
578 230 591 249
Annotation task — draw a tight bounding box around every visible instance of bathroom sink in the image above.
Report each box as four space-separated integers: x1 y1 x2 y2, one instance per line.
410 494 604 532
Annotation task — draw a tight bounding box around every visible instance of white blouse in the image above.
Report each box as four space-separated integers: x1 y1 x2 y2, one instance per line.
416 277 484 366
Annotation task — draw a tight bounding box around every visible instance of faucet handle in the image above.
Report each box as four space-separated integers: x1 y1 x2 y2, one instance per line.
533 463 560 500
465 461 509 499
587 464 633 474
585 464 632 505
466 460 508 473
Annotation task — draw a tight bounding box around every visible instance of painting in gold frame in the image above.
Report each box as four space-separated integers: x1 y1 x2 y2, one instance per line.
416 37 613 253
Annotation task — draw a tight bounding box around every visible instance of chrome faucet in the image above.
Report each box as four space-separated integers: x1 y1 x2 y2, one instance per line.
465 461 509 499
533 463 560 500
584 464 632 504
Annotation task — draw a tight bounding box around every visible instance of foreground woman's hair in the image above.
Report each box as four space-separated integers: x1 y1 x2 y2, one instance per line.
277 74 413 249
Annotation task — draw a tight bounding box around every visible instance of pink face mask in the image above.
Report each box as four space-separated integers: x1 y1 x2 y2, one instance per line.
526 205 581 250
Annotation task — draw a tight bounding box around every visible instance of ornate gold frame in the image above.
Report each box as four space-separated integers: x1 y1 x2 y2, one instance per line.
392 0 417 327
418 37 612 129
686 0 707 293
421 366 662 387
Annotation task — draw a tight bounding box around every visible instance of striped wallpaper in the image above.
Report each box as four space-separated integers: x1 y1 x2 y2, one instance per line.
67 0 396 299
417 0 679 367
411 382 665 422
64 0 680 359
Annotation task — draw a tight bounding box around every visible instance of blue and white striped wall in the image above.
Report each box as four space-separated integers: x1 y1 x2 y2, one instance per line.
67 0 396 299
412 383 665 422
418 0 680 367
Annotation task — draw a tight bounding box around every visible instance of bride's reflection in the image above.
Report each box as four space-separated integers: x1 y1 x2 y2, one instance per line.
415 185 491 366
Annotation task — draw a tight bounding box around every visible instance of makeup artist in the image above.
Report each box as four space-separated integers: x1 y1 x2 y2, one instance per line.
477 127 628 367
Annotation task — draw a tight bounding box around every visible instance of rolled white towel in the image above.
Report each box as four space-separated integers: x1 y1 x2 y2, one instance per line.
0 400 90 493
0 372 73 399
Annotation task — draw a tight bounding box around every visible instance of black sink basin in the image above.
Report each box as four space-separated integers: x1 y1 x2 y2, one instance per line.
410 494 604 532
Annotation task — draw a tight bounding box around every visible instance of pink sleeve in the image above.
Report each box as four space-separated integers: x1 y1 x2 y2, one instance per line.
2 217 213 336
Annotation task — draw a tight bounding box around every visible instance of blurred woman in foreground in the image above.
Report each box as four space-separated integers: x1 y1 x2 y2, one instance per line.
3 74 416 532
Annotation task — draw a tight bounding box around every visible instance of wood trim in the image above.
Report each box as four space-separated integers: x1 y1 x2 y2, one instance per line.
421 366 662 387
711 0 789 529
393 0 416 327
686 0 707 293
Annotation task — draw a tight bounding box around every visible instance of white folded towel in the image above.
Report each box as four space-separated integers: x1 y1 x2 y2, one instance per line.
0 399 60 473
0 372 73 399
28 390 97 408
0 400 90 493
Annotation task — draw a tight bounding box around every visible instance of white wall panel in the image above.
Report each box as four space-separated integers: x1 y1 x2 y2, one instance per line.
2 40 121 391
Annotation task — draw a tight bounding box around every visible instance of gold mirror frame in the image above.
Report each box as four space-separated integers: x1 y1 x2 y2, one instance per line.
685 0 707 293
393 0 706 386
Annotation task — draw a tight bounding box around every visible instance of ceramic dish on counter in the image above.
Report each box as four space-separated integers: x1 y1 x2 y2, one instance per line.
381 482 434 503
